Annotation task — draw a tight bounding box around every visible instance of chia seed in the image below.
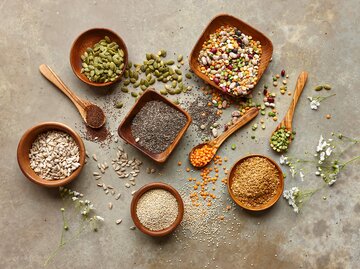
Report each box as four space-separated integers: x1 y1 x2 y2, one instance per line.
131 100 187 154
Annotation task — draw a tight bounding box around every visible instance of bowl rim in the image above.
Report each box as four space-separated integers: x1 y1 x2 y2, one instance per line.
130 182 184 237
118 88 192 163
227 154 284 211
17 122 86 188
69 27 128 87
189 13 273 97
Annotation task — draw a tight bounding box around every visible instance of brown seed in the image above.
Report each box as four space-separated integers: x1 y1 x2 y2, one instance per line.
326 114 331 119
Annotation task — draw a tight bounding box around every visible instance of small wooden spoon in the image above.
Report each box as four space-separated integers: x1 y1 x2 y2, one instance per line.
189 107 259 168
39 64 106 129
270 71 308 151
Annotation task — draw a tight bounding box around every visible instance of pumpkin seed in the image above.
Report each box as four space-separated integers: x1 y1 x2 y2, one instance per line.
177 54 183 62
314 85 323 91
160 89 168 95
175 69 182 75
115 102 123 108
131 92 138 98
185 73 192 79
121 87 129 93
166 60 175 65
323 84 331 90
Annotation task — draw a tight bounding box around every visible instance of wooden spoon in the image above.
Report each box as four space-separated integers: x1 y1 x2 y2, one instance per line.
270 71 308 152
189 107 259 168
39 64 106 129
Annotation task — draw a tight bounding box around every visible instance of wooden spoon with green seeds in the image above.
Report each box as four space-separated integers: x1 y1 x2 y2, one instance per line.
39 64 106 129
270 71 308 152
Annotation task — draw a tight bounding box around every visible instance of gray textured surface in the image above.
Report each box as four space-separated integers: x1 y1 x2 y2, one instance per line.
1 0 359 268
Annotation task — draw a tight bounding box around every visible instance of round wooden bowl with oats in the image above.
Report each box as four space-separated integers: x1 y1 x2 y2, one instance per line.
17 122 86 187
227 154 284 211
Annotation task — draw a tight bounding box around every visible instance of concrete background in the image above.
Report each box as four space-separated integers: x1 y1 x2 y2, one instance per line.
1 0 359 268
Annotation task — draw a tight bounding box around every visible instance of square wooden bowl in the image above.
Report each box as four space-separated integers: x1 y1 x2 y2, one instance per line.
189 14 273 97
118 88 192 163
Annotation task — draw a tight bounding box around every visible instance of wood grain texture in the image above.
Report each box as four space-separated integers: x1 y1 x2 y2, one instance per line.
278 71 308 131
212 107 259 147
117 88 192 163
130 182 184 237
70 28 128 87
39 64 106 128
189 14 273 97
227 154 284 211
17 122 86 188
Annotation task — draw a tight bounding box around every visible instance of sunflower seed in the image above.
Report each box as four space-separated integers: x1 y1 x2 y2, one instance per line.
92 154 97 161
116 219 122 225
125 183 130 188
108 202 113 209
115 193 121 200
130 226 136 230
97 183 103 187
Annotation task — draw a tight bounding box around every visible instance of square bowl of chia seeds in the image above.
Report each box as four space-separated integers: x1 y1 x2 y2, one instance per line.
189 14 273 97
118 88 192 163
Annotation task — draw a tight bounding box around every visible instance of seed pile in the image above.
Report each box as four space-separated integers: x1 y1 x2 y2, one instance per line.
85 104 105 129
81 36 125 83
187 97 220 137
189 144 216 168
270 127 294 152
198 25 262 96
29 131 80 180
131 101 187 153
119 51 192 97
136 189 178 231
231 157 280 207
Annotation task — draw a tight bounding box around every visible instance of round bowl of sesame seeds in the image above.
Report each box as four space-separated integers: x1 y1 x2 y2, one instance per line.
17 122 86 187
227 154 284 211
130 182 184 236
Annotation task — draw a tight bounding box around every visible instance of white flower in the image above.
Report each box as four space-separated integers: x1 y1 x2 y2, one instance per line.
84 200 90 205
316 135 327 152
290 167 296 178
328 179 336 186
308 97 320 110
95 216 104 221
72 197 78 201
325 147 332 156
279 155 287 165
319 152 325 163
299 171 305 181
283 187 300 213
88 204 95 210
73 191 80 197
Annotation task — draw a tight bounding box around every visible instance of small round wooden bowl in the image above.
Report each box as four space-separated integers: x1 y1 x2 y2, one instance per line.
227 154 284 211
131 182 184 237
70 28 128 87
17 122 86 188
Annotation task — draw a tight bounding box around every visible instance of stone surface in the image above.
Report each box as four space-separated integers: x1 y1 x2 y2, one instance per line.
0 0 359 268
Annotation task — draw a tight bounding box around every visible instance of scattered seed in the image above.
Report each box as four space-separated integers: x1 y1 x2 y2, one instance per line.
92 154 98 161
108 202 113 209
116 219 122 225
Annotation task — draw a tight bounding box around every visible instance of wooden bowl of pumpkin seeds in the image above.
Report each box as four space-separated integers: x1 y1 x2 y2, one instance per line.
70 28 128 87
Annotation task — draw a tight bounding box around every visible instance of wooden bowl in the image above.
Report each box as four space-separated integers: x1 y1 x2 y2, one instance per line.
189 14 273 97
227 154 284 211
118 88 192 163
70 28 128 87
130 182 184 237
17 122 86 188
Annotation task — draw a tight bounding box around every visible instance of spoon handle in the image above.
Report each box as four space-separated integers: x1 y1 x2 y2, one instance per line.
39 64 86 110
281 71 308 129
212 107 259 147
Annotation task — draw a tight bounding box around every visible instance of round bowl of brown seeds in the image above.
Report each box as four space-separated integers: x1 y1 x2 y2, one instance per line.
70 28 128 87
17 122 86 187
130 182 184 236
227 154 284 211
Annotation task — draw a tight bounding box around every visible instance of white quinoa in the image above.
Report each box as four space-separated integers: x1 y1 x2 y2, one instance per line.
136 189 178 231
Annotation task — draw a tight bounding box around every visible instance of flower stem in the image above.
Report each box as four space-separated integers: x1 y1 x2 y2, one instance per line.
318 93 336 102
341 155 360 168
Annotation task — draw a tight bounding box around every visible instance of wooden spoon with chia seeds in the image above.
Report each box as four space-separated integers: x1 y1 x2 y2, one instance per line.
39 64 106 129
270 71 308 152
189 107 259 168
